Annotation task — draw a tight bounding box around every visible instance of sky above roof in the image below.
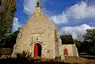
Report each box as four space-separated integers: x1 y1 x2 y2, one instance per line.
13 0 95 41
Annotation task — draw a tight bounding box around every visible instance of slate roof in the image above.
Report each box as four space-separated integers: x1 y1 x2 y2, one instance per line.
60 35 74 44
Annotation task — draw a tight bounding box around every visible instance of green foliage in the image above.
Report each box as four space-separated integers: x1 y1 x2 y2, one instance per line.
0 30 19 48
74 40 81 52
0 0 16 42
83 29 95 43
81 29 95 55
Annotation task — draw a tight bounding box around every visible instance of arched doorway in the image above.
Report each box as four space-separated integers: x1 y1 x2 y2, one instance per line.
64 48 68 55
34 43 41 58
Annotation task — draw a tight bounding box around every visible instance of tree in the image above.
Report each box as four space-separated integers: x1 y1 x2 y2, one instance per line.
74 40 81 52
83 29 95 43
0 30 19 48
82 29 95 55
0 0 16 42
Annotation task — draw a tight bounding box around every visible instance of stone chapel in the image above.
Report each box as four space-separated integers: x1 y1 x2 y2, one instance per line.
12 1 79 60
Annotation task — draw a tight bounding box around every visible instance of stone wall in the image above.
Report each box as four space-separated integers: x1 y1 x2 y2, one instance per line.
60 44 79 60
12 28 60 59
11 2 78 61
11 7 60 59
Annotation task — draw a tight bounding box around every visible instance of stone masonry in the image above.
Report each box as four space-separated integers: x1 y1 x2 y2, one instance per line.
12 2 62 59
12 1 79 60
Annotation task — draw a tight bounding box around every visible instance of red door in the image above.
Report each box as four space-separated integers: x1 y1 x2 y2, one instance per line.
64 49 68 55
34 43 38 58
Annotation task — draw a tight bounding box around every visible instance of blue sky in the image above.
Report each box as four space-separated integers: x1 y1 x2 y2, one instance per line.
13 0 95 41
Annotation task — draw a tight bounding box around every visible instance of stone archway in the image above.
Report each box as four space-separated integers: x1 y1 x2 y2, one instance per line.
64 48 68 55
34 43 41 58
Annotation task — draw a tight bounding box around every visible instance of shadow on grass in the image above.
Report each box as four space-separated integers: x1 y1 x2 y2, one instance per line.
0 58 70 64
0 51 70 64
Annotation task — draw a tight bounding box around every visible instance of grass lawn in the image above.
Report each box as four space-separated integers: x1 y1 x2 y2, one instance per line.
0 58 70 64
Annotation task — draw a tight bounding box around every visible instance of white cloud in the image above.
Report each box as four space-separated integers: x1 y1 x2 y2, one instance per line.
60 24 95 41
22 0 95 41
50 1 95 24
50 12 68 24
23 0 37 16
23 1 95 23
23 0 48 17
66 1 95 19
12 17 22 32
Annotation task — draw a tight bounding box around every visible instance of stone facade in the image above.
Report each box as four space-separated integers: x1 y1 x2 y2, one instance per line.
12 2 79 60
60 44 79 60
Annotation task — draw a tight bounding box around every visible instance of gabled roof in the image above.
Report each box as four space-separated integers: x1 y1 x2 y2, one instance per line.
60 35 74 44
21 1 57 34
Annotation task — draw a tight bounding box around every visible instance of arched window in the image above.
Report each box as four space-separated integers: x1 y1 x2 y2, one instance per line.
64 48 68 55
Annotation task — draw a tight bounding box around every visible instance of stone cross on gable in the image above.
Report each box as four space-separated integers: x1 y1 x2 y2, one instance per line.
36 0 40 7
35 0 41 14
